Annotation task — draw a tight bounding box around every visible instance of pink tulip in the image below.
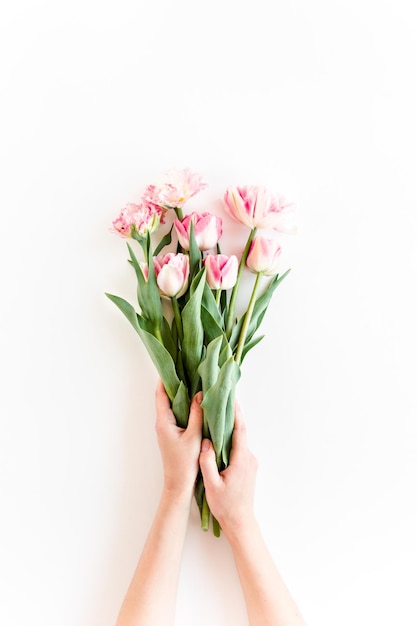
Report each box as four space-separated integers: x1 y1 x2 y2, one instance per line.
204 254 239 290
143 168 207 209
112 202 163 239
153 253 190 298
174 212 222 251
246 237 282 275
224 185 296 233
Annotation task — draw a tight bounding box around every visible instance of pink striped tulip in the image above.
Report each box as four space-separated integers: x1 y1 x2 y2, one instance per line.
174 212 222 251
153 253 190 298
224 185 296 233
246 237 282 275
204 254 238 290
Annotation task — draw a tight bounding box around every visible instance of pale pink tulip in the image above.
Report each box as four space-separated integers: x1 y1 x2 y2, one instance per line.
153 253 190 298
112 202 163 239
224 185 296 233
204 254 238 290
143 168 207 209
174 212 222 251
246 237 282 275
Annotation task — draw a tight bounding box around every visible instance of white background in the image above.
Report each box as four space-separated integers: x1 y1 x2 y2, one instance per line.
1 1 416 624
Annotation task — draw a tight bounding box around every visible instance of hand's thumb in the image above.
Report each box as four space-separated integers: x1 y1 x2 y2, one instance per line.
199 439 220 489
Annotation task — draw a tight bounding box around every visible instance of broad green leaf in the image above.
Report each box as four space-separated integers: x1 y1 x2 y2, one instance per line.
230 269 290 351
201 356 241 466
105 293 141 334
181 269 206 394
144 251 163 325
201 305 225 344
126 243 150 318
160 316 177 362
198 336 222 392
172 380 190 428
240 334 265 363
222 382 238 466
202 282 223 328
188 220 202 280
154 226 173 256
135 316 181 403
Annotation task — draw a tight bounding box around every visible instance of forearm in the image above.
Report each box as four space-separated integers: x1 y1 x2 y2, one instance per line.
226 520 307 626
116 488 192 626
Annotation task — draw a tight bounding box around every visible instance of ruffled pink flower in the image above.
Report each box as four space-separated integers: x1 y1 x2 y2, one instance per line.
174 212 222 251
153 253 190 298
112 202 163 239
143 168 207 209
246 236 282 275
204 254 238 290
224 185 296 233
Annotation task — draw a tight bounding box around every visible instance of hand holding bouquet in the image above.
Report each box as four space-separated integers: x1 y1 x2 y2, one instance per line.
106 168 296 536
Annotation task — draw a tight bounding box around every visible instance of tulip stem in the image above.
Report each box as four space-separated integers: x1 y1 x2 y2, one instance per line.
235 271 262 365
174 207 184 220
201 493 210 531
215 289 221 306
171 297 183 343
225 228 257 339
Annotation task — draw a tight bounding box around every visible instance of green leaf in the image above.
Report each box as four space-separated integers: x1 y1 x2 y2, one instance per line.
135 316 181 403
198 336 222 392
181 269 206 394
201 305 225 344
154 226 173 256
222 382 238 466
202 282 224 328
172 381 190 428
105 293 141 334
200 355 241 466
230 269 290 351
126 243 150 318
160 316 178 362
240 334 265 363
188 220 202 280
144 251 163 325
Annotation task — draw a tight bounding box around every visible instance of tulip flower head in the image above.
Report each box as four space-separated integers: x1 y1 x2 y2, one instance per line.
246 236 282 276
224 185 296 233
204 254 239 290
174 212 222 251
153 253 190 298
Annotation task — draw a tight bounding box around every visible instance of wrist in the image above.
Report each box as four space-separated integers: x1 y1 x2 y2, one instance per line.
161 483 194 509
221 514 260 546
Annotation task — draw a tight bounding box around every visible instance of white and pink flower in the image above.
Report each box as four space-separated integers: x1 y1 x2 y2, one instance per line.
204 254 238 290
112 202 163 239
224 185 296 233
174 212 222 251
153 253 190 298
246 236 282 275
143 168 207 209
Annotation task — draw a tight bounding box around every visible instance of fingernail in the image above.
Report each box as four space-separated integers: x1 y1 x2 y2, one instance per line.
196 392 203 405
201 439 210 452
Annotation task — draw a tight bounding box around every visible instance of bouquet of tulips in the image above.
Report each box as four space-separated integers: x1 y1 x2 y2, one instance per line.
106 168 295 536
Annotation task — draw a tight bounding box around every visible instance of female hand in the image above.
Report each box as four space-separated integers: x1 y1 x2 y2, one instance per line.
155 379 203 500
199 401 258 538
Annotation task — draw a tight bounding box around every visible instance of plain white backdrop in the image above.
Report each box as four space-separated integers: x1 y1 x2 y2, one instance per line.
1 1 416 624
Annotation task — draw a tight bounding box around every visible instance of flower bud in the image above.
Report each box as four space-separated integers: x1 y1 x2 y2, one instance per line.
204 254 238 290
174 212 222 251
246 237 281 275
153 253 190 298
